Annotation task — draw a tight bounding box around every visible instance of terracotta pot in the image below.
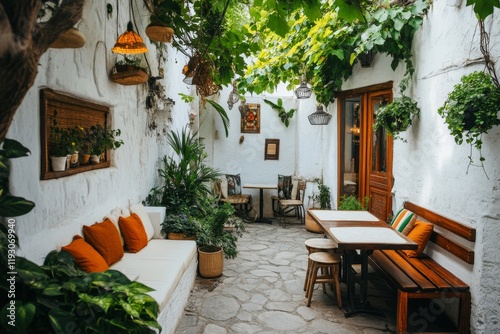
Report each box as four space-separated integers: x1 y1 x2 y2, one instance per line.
305 210 323 233
198 246 224 278
167 232 196 240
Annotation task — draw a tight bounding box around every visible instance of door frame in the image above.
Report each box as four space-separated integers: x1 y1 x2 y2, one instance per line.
336 81 393 219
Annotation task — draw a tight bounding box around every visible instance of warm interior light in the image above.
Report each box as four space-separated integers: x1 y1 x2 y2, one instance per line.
112 21 148 54
308 105 332 125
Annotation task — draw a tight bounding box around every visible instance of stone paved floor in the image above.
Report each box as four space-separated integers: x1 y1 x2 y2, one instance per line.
176 219 399 334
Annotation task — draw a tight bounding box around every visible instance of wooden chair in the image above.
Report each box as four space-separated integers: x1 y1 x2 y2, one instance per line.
213 178 254 220
306 252 342 309
278 180 306 227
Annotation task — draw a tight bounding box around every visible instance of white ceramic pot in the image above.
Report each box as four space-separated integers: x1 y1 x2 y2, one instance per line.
90 154 100 164
51 156 67 172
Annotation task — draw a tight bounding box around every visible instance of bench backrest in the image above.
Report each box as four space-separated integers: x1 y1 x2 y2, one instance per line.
404 201 476 264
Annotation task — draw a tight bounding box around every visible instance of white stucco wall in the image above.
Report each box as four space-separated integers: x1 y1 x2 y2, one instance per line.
7 0 191 264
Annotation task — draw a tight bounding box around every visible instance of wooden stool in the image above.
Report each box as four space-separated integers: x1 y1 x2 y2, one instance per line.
304 238 337 292
306 252 342 309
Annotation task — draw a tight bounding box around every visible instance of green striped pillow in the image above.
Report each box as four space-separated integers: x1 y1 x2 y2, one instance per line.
390 208 417 235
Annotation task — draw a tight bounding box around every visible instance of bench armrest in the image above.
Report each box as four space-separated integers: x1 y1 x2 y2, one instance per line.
144 206 166 239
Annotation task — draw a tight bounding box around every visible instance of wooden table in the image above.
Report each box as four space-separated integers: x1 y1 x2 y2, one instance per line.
309 209 418 317
243 184 277 224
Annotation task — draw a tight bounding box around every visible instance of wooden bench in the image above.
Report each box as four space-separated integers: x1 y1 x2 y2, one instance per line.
368 201 475 334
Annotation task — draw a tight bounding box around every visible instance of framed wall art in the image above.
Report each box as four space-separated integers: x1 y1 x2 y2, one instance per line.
265 139 280 160
241 103 260 133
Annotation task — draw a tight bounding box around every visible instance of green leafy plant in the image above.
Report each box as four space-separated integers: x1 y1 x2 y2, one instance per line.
195 201 245 259
438 71 500 168
49 113 79 156
0 247 160 333
161 212 198 237
374 95 420 141
309 178 331 209
115 56 148 73
263 98 296 127
148 128 220 228
0 139 35 217
338 194 370 211
87 125 124 156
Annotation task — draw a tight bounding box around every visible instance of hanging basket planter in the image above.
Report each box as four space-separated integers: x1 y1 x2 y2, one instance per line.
50 27 86 49
110 66 148 85
145 23 174 43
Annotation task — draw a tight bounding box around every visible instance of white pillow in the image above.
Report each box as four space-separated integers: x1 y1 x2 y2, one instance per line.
105 207 125 246
130 203 155 240
291 178 299 200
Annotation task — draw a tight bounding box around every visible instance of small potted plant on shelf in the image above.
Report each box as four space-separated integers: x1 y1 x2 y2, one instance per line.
438 71 500 169
49 115 77 172
373 95 420 142
195 201 244 278
87 125 124 164
111 56 149 85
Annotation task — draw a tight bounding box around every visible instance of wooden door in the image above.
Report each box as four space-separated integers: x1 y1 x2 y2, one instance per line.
364 91 393 222
337 83 393 222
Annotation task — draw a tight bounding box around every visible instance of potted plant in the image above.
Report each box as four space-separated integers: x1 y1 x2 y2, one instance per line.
111 56 149 85
49 115 78 171
195 201 244 278
306 178 332 233
87 124 124 164
438 71 500 168
338 195 370 210
373 95 420 142
161 212 197 240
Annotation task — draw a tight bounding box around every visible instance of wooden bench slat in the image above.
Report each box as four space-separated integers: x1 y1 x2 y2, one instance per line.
395 251 453 290
430 232 475 264
420 258 470 291
381 250 438 292
369 250 419 291
404 201 475 242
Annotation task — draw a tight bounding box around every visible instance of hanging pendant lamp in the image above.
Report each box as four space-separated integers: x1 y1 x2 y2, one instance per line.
112 21 148 54
294 76 312 99
308 105 332 125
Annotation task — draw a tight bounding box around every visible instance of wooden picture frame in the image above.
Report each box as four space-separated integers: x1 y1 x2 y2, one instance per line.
265 139 280 160
241 103 260 133
40 88 110 180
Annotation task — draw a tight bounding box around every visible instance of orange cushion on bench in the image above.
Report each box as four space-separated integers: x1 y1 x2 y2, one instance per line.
119 213 148 253
403 220 434 258
62 235 109 273
83 218 124 265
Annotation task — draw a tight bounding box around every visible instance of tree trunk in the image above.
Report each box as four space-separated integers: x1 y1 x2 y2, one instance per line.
0 0 86 142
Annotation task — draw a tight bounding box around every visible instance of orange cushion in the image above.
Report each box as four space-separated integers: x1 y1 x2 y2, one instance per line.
83 218 124 265
62 235 109 273
403 220 434 258
119 213 148 253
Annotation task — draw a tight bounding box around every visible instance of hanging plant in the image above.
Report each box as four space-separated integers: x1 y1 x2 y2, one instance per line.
374 95 420 141
438 71 500 166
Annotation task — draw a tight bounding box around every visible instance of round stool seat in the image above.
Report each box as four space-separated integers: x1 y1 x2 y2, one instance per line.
309 251 341 264
304 238 336 250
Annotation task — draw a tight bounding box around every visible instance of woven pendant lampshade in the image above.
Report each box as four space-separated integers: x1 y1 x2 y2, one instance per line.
308 105 332 125
294 77 312 99
112 21 148 54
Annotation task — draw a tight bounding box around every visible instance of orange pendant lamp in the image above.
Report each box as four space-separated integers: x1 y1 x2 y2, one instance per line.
112 21 147 55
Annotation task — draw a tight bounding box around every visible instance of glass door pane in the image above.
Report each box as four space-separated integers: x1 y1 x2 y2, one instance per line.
372 96 389 173
341 97 361 197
